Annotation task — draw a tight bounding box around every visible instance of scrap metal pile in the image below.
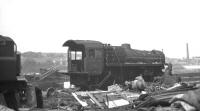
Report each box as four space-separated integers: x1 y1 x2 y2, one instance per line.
23 64 200 111
37 80 200 111
70 82 199 111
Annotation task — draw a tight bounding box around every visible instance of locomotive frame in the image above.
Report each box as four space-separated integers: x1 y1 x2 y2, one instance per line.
63 40 165 90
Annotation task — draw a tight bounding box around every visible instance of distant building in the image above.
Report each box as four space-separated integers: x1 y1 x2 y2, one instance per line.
192 57 200 64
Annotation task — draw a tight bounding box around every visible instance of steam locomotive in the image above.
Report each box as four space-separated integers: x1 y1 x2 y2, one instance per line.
0 35 42 110
63 40 165 90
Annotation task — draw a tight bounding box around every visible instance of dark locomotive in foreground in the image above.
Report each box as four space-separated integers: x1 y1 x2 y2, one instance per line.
63 40 165 90
0 35 42 110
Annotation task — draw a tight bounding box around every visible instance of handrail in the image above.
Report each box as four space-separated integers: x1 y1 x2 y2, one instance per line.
38 66 58 81
97 71 112 88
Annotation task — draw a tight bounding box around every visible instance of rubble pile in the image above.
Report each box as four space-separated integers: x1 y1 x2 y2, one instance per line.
42 88 81 111
29 70 200 111
24 63 200 111
25 79 200 111
69 82 199 111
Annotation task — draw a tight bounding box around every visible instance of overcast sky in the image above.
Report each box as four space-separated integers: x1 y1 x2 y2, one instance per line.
0 0 200 58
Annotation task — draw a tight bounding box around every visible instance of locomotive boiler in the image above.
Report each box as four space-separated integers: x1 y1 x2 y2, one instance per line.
63 40 165 90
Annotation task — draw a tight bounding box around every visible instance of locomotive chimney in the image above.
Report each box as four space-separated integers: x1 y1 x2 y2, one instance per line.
122 43 131 49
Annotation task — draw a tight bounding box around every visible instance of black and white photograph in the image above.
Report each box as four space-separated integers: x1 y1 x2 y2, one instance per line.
1 0 200 111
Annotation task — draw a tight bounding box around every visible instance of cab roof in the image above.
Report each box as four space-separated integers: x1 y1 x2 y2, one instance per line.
63 40 103 48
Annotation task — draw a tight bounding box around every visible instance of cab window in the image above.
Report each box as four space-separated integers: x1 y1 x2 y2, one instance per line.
70 51 82 60
76 51 82 60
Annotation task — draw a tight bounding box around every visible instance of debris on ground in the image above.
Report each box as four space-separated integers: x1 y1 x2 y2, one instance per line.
125 75 146 93
22 80 200 111
42 88 81 110
72 89 140 109
170 88 200 111
0 105 14 111
107 84 123 92
68 82 198 111
21 64 200 111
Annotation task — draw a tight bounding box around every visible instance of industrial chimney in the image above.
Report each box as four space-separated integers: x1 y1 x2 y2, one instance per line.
186 43 189 61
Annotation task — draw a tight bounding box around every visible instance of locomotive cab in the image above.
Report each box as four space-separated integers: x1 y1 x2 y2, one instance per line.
63 40 104 89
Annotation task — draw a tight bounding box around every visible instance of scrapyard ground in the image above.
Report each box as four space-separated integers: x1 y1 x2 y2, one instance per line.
21 72 200 111
25 85 199 111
